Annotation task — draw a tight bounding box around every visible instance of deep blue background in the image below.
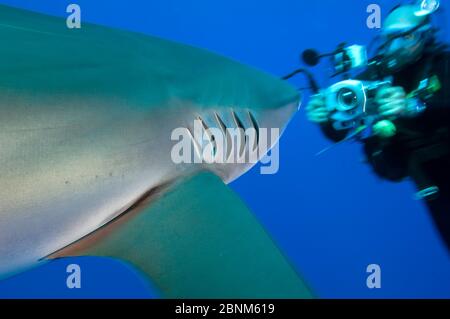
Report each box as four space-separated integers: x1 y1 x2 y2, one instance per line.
1 0 450 298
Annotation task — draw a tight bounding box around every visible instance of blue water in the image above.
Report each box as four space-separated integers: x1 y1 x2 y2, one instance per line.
1 0 449 298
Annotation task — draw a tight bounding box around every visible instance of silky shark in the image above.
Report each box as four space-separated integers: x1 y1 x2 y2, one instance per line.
0 5 312 298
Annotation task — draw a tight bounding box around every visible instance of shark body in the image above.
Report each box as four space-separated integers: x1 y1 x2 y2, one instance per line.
0 5 309 297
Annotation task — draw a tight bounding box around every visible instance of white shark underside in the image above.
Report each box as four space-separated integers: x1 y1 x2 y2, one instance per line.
0 5 310 297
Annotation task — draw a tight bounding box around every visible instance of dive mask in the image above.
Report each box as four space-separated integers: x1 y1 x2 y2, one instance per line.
379 23 432 72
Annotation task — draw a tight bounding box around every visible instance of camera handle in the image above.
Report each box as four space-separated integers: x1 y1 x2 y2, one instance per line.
282 68 320 94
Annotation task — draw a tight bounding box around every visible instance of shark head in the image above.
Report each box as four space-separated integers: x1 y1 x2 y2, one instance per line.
167 56 301 183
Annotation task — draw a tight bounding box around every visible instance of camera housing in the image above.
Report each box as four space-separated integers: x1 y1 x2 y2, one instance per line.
326 79 392 130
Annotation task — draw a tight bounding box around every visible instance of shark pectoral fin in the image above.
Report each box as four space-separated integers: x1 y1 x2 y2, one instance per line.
49 171 313 298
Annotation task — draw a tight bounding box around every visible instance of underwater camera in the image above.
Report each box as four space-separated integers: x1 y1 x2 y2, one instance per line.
323 44 391 131
326 79 391 130
301 43 393 131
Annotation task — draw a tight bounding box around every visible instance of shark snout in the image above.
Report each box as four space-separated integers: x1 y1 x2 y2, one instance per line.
181 70 301 182
183 91 299 183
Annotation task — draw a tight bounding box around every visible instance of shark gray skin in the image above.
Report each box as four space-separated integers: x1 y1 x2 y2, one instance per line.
0 5 309 297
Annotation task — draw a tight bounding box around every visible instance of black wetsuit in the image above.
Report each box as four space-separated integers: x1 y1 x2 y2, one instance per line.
321 50 450 249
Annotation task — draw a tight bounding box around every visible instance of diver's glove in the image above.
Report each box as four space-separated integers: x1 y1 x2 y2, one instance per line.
375 86 426 119
375 86 408 119
306 92 331 124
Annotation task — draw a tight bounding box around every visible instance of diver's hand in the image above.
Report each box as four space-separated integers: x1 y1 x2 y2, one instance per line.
375 86 407 119
306 93 330 124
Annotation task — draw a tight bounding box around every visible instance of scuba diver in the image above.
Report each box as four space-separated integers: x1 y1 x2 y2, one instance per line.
305 3 450 249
